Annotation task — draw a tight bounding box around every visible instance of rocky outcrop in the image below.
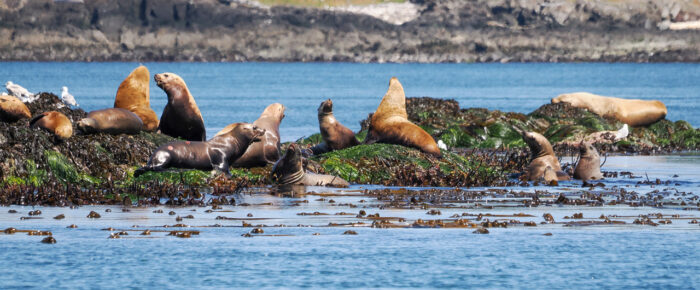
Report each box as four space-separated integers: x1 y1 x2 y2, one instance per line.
0 0 700 62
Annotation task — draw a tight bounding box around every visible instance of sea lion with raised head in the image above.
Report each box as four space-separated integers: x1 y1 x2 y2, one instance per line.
134 123 265 177
574 141 603 181
0 94 31 122
155 72 206 141
365 77 441 156
216 103 286 168
77 108 143 135
272 143 349 187
114 65 159 131
522 131 570 181
551 92 667 127
30 111 73 139
310 99 359 155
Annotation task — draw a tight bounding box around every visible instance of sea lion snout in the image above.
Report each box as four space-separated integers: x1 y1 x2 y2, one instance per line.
252 126 266 142
77 118 97 133
318 99 333 115
154 73 170 87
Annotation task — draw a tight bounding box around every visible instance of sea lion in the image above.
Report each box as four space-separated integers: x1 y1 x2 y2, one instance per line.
365 77 441 156
551 92 667 127
522 131 570 181
29 111 73 139
574 141 603 181
155 72 206 141
77 108 143 135
216 103 286 168
114 65 159 131
310 99 359 155
134 123 265 178
0 94 31 122
271 143 349 187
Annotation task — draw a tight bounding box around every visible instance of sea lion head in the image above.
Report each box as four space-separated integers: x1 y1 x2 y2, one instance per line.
154 73 187 94
551 93 584 107
271 143 304 184
318 99 333 116
260 103 286 121
76 117 98 134
225 122 266 144
579 141 599 159
522 131 554 158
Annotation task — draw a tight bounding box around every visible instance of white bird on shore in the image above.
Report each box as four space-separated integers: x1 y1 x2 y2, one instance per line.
61 86 78 107
615 124 629 141
437 139 447 150
6 81 36 103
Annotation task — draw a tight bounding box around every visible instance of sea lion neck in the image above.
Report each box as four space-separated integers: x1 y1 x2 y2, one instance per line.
163 82 189 102
374 79 408 120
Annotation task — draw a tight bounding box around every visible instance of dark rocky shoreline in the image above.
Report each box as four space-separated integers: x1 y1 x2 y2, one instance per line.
1 0 700 62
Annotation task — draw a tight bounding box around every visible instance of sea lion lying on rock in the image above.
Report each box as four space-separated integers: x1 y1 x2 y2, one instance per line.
272 143 349 187
522 131 570 182
77 108 143 135
552 92 667 127
134 123 265 178
216 103 285 168
155 72 206 141
310 99 359 155
30 111 73 140
365 77 441 156
0 94 31 122
114 65 159 131
574 142 603 181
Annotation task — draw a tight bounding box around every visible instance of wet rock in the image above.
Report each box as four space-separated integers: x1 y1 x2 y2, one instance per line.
28 210 41 216
543 233 553 236
41 237 56 244
4 227 17 234
53 214 65 220
141 230 151 235
67 224 78 228
7 210 17 214
251 228 264 234
473 228 489 234
87 211 101 218
343 230 358 235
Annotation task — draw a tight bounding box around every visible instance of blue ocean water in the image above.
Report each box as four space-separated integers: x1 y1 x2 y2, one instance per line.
1 62 698 141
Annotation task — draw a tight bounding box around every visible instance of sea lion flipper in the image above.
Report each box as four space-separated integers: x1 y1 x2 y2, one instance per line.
556 170 570 181
29 113 47 127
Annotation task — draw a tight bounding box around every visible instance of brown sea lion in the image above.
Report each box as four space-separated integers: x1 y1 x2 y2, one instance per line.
0 94 31 122
155 72 206 141
272 143 349 187
522 131 570 181
216 103 286 168
365 77 441 156
310 99 359 155
134 123 264 178
574 142 603 181
29 111 73 139
77 108 143 135
114 65 159 131
551 92 667 127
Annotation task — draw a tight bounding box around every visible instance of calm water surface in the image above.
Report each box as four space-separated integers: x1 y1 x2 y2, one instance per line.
1 62 698 141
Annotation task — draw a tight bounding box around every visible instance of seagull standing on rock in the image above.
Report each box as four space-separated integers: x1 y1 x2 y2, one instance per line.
6 81 36 103
61 86 78 107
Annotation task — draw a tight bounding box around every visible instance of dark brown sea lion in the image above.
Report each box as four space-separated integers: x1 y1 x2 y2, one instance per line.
114 65 159 131
216 103 285 168
0 94 31 122
155 72 206 141
551 92 667 127
77 108 143 135
522 131 570 181
134 123 265 177
365 77 441 156
310 99 359 155
271 143 349 187
574 141 603 181
30 111 73 139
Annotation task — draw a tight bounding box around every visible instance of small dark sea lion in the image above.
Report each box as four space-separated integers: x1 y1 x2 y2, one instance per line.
271 143 349 187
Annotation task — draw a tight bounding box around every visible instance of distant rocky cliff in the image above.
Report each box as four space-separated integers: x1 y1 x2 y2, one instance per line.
1 0 699 62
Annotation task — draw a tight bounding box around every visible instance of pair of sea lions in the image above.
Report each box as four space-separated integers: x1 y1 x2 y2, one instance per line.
522 131 603 183
552 92 667 127
272 143 349 187
114 65 159 131
310 99 359 155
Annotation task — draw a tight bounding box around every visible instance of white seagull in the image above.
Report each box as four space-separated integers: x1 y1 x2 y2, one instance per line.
614 124 629 141
437 139 448 150
6 81 36 103
61 86 78 107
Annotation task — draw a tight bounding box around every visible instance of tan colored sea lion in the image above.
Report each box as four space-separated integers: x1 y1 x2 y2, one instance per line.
114 65 159 131
310 99 359 155
551 92 667 127
0 94 31 122
155 72 206 141
77 108 143 135
365 77 441 156
574 142 603 181
272 143 349 187
216 103 286 168
29 111 73 139
134 123 265 178
522 131 570 181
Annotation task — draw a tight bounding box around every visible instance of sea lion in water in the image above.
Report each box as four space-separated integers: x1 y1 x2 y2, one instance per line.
365 77 441 156
272 143 349 187
30 111 73 139
551 92 667 127
216 103 285 168
310 99 359 155
522 131 570 181
77 108 143 135
134 123 264 177
0 94 31 122
155 72 206 141
114 65 159 131
574 141 603 181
